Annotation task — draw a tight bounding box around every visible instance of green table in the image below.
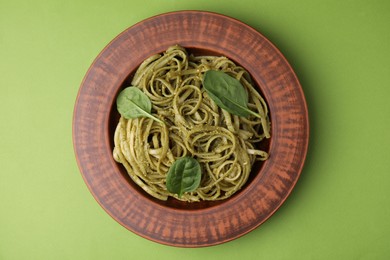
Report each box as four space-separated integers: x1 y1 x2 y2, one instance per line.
1 1 389 259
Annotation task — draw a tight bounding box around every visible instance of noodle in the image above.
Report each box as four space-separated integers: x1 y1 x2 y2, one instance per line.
113 45 270 202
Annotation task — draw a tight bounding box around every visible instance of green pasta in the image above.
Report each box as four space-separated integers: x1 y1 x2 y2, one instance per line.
113 45 270 202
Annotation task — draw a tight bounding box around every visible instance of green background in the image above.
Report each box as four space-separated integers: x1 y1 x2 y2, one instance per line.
1 0 389 259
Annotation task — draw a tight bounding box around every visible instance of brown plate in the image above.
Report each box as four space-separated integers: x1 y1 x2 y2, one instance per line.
73 11 309 247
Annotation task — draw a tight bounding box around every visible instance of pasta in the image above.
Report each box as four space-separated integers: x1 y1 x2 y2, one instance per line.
113 45 270 202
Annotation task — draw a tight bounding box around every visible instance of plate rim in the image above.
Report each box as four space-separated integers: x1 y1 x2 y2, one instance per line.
73 10 309 247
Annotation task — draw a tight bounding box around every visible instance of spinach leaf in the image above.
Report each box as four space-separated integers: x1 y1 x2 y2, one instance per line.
166 157 201 197
203 70 263 119
116 87 164 124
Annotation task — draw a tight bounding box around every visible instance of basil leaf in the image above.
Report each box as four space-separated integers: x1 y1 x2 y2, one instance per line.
116 87 164 124
166 157 202 197
203 70 263 118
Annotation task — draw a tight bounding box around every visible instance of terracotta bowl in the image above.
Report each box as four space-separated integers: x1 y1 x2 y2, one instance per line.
73 11 309 247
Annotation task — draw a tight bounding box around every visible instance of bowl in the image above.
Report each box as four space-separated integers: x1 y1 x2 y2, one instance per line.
73 11 309 247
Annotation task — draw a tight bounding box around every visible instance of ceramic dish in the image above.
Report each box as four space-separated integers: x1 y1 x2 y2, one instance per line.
73 11 309 247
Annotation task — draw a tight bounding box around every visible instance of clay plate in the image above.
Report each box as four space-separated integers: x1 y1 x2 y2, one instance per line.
73 11 309 247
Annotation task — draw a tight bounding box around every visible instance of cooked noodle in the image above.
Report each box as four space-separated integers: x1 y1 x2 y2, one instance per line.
113 45 270 202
